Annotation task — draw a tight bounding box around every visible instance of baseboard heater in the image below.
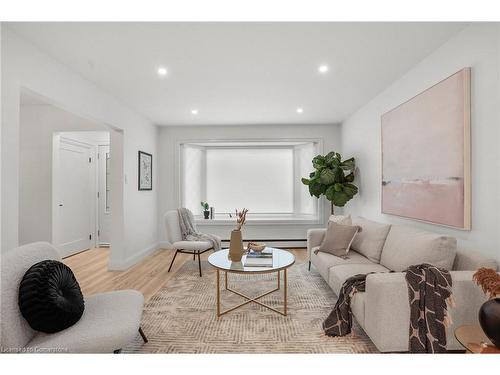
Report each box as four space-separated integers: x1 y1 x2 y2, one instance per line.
220 238 306 249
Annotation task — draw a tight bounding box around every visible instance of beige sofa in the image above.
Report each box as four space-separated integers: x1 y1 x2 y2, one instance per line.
307 216 498 352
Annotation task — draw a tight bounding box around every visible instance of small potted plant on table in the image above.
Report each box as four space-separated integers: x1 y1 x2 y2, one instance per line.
201 201 210 219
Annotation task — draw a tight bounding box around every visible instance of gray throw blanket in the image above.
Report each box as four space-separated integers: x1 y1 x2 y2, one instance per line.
323 264 453 353
177 208 221 251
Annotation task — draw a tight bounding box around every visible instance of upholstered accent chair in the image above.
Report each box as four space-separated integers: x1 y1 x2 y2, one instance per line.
165 210 221 277
1 242 147 353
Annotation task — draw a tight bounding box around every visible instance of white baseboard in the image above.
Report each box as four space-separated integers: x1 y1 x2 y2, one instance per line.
109 242 161 270
158 240 173 249
159 240 306 249
221 240 306 248
108 239 305 270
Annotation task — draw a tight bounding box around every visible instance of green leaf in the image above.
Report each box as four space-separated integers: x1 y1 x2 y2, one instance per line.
332 191 350 207
334 183 343 192
326 185 355 207
301 178 310 185
325 152 341 168
343 183 358 197
345 172 355 183
309 181 326 198
325 185 337 201
340 157 356 171
319 168 336 185
333 167 345 182
325 151 337 163
312 155 326 169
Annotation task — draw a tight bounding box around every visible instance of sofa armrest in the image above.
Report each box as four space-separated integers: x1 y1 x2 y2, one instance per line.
306 228 326 259
363 271 488 352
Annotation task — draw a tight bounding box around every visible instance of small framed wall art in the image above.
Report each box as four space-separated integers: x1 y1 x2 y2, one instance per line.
138 150 153 191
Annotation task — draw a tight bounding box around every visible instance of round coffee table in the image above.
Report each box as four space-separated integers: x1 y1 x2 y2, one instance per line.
208 247 295 317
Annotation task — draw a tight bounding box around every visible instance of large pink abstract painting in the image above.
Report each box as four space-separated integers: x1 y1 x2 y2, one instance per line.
382 68 471 229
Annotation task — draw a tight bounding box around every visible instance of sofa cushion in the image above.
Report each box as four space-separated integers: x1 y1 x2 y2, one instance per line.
317 221 360 257
328 263 390 295
380 225 457 272
310 248 372 281
350 217 391 263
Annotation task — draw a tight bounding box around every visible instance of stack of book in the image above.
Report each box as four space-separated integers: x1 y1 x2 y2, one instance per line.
244 250 273 267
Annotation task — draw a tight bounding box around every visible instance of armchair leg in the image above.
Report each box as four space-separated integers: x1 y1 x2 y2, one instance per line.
139 327 148 343
168 249 179 272
197 251 202 277
308 261 311 271
193 252 196 260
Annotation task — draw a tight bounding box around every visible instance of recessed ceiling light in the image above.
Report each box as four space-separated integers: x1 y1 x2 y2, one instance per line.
296 107 304 114
318 65 329 74
157 66 168 77
191 109 199 115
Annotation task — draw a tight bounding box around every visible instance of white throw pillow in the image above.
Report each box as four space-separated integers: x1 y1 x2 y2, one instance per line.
328 215 352 226
350 217 391 263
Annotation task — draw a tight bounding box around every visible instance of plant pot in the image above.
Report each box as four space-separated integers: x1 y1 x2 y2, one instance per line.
478 298 500 348
229 230 244 262
203 210 210 219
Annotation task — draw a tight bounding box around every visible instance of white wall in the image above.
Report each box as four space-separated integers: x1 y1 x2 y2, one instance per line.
0 23 3 251
158 124 341 244
341 23 500 262
2 28 158 269
19 104 109 245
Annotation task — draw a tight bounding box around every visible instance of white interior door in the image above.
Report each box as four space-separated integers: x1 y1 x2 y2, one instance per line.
54 137 94 257
98 145 111 245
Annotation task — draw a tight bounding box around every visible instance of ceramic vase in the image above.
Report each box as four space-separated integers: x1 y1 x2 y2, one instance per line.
229 230 244 261
479 298 500 348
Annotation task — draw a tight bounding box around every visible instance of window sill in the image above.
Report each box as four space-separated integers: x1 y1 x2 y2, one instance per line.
195 215 321 226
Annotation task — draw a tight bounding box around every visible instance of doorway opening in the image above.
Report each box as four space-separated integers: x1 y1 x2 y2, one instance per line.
18 89 124 267
52 131 110 257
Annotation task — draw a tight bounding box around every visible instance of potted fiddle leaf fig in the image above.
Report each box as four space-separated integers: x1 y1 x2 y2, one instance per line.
301 151 358 214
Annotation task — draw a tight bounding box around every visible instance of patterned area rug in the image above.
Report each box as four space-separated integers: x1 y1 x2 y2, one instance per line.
124 260 378 353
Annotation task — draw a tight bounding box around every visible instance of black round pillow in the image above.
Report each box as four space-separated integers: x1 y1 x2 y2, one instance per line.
18 260 85 333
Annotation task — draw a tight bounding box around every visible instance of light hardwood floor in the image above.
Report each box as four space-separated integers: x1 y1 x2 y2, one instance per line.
64 247 308 302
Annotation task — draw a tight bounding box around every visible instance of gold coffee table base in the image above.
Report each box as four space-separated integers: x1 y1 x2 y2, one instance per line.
216 269 288 317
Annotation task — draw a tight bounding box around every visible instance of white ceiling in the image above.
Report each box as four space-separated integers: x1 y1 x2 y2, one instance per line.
8 22 467 126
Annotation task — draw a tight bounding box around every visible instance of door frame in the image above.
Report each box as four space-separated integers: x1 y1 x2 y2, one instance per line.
97 144 111 246
52 133 98 256
20 87 127 270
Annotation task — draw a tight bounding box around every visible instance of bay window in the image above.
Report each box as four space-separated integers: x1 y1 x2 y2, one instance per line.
180 140 321 222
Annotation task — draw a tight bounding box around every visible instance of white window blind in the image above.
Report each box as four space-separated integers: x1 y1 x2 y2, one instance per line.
206 148 294 214
179 140 320 221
